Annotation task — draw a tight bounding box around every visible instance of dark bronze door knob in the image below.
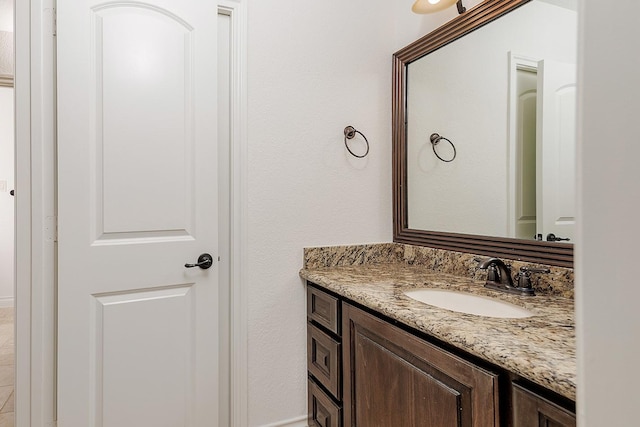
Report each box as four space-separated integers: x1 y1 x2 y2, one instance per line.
546 233 570 242
184 253 214 269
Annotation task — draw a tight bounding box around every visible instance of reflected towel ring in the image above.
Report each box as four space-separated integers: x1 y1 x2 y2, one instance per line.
344 126 370 158
430 133 457 162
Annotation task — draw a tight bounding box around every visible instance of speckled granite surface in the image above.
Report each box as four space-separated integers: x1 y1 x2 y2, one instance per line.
304 243 574 298
301 244 576 401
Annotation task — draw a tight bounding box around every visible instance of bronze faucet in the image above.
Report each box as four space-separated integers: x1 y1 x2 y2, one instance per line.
476 258 549 296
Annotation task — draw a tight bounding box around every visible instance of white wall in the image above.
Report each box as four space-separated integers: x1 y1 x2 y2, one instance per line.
576 0 640 425
0 86 13 307
246 1 396 424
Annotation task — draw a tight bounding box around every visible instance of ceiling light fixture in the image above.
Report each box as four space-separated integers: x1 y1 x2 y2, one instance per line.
412 0 466 14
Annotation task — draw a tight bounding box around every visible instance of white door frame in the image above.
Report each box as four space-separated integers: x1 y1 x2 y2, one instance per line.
15 0 57 425
14 1 248 425
217 2 249 426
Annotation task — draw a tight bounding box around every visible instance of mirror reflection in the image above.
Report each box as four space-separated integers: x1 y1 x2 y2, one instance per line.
406 0 577 244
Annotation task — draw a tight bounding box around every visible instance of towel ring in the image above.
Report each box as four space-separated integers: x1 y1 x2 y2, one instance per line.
344 126 370 158
430 133 457 162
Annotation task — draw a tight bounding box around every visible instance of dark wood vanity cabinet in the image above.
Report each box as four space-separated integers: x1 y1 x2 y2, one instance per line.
306 283 575 427
512 383 576 427
342 302 499 427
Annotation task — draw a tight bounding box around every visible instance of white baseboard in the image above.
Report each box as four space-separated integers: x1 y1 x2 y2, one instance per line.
259 415 307 427
0 297 14 308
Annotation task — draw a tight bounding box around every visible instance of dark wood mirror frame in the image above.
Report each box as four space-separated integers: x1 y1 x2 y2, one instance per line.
392 0 573 268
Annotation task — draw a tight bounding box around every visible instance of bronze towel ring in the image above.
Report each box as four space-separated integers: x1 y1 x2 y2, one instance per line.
344 126 370 158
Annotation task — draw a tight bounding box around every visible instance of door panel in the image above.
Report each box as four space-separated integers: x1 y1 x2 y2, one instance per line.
537 59 577 241
96 286 195 427
96 5 194 237
57 1 219 426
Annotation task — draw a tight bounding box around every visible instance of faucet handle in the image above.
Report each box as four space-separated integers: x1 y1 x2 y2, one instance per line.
519 267 551 274
515 266 550 291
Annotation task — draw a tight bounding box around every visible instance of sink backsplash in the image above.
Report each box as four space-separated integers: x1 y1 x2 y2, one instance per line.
303 243 574 299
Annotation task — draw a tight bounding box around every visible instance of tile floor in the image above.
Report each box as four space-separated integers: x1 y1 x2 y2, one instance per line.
0 308 14 427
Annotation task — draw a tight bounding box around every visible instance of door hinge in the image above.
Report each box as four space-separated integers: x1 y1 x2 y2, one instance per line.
45 216 58 242
52 8 57 36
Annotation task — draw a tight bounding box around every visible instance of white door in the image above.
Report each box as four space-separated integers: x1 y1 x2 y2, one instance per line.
56 1 219 426
536 59 577 243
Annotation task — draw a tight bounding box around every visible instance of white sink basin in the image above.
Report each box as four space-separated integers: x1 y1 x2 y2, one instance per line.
403 289 534 318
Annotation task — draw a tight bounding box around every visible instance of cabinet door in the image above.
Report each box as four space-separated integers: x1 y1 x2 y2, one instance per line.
513 383 576 427
343 304 499 427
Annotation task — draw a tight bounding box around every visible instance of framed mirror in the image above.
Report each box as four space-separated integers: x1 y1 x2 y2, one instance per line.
393 0 576 267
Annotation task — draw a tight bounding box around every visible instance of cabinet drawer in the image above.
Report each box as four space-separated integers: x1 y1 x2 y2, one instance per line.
307 286 340 335
308 323 341 399
308 378 342 427
513 383 576 427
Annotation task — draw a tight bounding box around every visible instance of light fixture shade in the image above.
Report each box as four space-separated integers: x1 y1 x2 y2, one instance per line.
412 0 459 14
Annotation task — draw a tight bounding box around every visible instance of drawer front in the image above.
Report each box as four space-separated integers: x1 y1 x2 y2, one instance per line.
307 286 340 335
308 378 342 427
308 323 341 399
513 383 576 427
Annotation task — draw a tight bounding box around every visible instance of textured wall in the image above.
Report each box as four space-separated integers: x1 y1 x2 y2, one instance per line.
246 1 395 424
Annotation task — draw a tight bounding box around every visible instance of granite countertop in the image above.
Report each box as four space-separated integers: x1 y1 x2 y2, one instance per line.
300 263 576 400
